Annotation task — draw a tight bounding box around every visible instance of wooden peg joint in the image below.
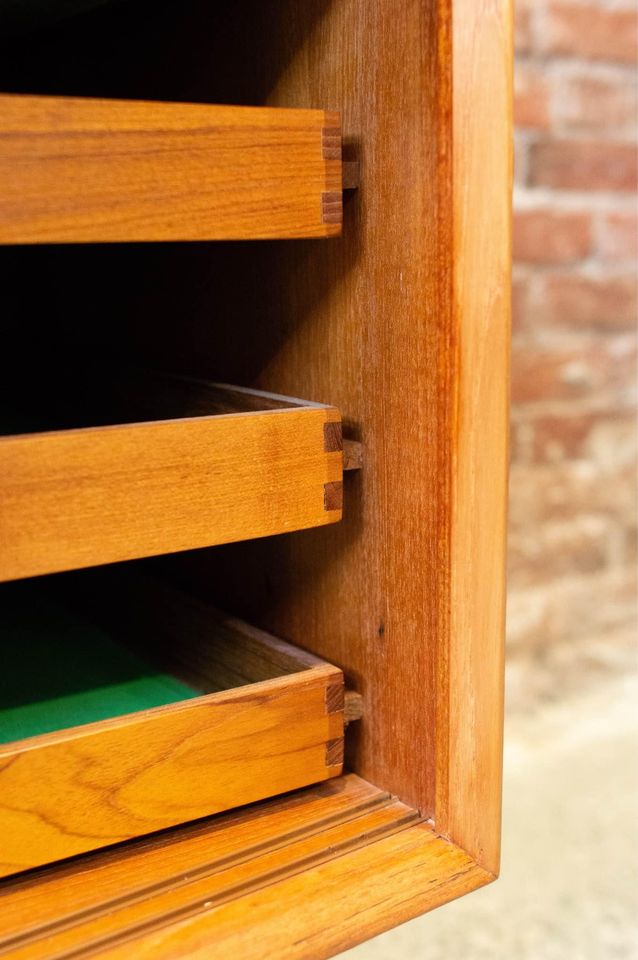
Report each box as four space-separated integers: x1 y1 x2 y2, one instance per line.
342 161 360 190
343 439 363 470
344 690 364 724
324 481 343 512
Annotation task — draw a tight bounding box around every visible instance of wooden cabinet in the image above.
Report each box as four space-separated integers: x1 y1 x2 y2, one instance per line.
0 0 511 956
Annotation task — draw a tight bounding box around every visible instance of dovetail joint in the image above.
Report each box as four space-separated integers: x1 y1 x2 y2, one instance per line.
321 191 342 225
325 738 344 769
323 420 343 454
321 126 342 161
324 481 343 512
325 680 345 715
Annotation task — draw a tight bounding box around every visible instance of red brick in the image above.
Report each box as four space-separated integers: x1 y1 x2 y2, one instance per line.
540 271 638 330
515 64 550 129
506 568 637 654
508 458 638 524
508 514 610 587
531 270 638 331
509 419 531 463
530 139 637 192
599 211 638 261
513 209 592 263
542 3 638 64
511 267 544 336
555 72 638 133
506 624 637 708
524 410 637 462
510 338 637 405
512 269 532 334
514 134 530 186
515 1 533 54
525 412 608 463
504 0 638 698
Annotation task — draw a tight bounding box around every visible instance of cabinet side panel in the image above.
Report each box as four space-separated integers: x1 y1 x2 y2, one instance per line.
435 0 512 875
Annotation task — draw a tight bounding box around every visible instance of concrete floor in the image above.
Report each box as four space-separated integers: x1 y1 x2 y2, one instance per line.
342 672 638 960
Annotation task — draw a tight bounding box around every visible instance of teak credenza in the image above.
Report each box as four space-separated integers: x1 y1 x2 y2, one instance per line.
0 0 511 956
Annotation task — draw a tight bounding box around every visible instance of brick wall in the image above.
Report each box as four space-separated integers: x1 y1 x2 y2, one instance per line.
508 0 638 708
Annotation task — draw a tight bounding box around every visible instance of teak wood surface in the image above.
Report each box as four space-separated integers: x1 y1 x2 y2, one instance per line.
0 587 344 878
436 0 512 873
0 0 511 951
0 96 342 242
0 382 343 582
129 0 510 878
0 776 491 960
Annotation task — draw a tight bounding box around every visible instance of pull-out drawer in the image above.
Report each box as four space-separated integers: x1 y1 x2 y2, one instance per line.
0 376 343 582
0 573 345 878
0 95 342 243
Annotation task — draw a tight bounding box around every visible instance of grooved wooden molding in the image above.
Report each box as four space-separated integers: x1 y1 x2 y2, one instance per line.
0 776 491 960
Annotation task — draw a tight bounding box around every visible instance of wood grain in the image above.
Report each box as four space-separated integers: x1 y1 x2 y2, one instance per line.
0 598 344 876
435 0 512 877
0 775 491 960
0 96 342 242
145 0 452 829
0 385 343 582
137 0 510 877
0 0 511 946
0 775 387 940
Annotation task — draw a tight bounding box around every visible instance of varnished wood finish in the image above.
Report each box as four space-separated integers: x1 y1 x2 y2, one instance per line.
157 0 452 826
0 96 342 243
0 776 388 941
0 593 344 877
0 383 342 582
0 776 491 960
150 0 510 865
435 0 512 876
0 0 511 948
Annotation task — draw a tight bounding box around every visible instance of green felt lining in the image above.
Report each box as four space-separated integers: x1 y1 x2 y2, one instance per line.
0 583 199 744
